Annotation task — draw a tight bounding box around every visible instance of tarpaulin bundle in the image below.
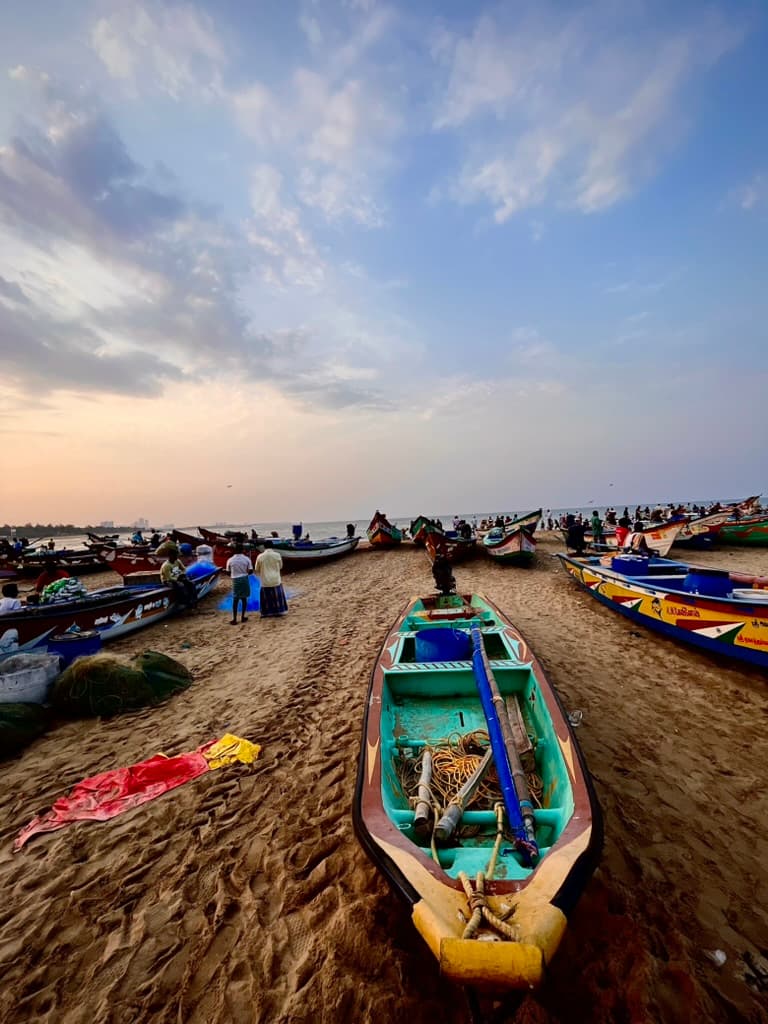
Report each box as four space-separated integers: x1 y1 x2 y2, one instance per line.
49 650 193 717
13 732 261 850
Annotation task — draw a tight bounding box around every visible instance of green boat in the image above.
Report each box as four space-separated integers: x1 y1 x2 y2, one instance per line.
354 593 602 993
718 515 768 546
482 526 536 565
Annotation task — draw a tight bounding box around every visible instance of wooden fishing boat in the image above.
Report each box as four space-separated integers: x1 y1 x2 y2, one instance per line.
718 515 768 546
354 593 602 992
198 526 245 545
482 527 536 566
557 552 768 669
367 512 403 548
425 530 477 564
8 551 108 577
410 516 434 547
86 531 120 544
97 548 167 577
266 535 360 568
577 518 685 557
0 569 221 653
170 528 207 548
673 510 733 549
477 510 541 540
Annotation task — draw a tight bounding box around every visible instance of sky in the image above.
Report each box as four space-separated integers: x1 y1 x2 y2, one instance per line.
1 0 766 526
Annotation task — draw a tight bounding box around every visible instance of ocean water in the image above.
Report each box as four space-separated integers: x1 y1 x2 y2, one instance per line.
13 497 748 551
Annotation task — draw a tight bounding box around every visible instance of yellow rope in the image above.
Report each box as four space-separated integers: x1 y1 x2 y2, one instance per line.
484 803 505 880
458 871 519 942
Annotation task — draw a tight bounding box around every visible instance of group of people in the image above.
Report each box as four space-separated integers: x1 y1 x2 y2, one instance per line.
224 541 287 624
0 535 290 624
477 515 515 532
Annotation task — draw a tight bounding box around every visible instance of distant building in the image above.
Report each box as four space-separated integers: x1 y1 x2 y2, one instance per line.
99 520 115 529
133 518 150 530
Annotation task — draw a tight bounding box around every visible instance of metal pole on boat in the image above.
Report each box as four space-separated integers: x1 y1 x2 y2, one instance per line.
413 750 434 842
470 627 538 863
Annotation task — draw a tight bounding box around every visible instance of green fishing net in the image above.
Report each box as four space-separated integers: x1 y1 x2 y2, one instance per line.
49 650 193 717
0 703 49 759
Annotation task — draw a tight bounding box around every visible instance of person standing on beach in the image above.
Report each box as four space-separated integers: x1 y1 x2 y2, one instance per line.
226 542 252 625
590 510 603 547
255 540 288 618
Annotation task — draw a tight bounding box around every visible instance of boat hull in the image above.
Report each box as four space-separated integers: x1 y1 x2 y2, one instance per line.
409 516 432 547
557 554 768 669
483 528 536 565
588 520 684 557
0 571 221 652
269 537 360 567
7 554 108 578
424 532 477 564
719 517 768 546
353 593 602 992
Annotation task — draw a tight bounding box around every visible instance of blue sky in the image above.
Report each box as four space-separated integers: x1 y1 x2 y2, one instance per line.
0 0 766 524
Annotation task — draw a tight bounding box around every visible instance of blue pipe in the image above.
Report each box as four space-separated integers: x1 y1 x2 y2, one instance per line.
470 627 526 841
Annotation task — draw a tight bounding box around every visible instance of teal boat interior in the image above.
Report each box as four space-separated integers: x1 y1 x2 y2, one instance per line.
380 594 575 883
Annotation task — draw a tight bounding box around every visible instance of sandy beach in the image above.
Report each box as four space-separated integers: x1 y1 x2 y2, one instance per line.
1 537 767 1024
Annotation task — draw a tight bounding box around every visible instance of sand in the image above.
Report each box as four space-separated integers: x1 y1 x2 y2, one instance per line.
1 537 767 1024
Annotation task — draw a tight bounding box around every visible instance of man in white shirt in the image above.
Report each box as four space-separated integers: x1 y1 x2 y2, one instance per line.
0 583 22 614
254 540 287 617
225 543 253 625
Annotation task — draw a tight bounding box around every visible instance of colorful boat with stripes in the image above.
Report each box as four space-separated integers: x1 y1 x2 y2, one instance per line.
409 515 434 547
578 517 685 557
478 509 541 540
367 512 403 548
354 593 602 993
557 552 768 669
0 569 221 652
718 514 768 547
482 527 537 566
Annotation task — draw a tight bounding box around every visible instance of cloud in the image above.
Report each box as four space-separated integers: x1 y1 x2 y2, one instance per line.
91 1 227 99
432 5 745 221
0 283 185 396
231 6 401 227
731 172 767 210
0 73 409 409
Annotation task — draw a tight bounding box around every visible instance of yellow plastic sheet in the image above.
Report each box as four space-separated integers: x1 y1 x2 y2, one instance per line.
204 733 261 770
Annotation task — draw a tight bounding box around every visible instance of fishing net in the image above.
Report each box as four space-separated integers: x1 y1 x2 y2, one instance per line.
49 651 193 717
40 578 88 604
0 703 49 759
396 731 544 822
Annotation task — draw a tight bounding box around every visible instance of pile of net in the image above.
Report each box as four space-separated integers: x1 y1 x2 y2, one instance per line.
49 650 193 717
0 703 49 759
41 578 88 603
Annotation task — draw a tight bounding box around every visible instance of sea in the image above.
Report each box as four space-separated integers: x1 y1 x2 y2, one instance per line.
13 497 744 551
